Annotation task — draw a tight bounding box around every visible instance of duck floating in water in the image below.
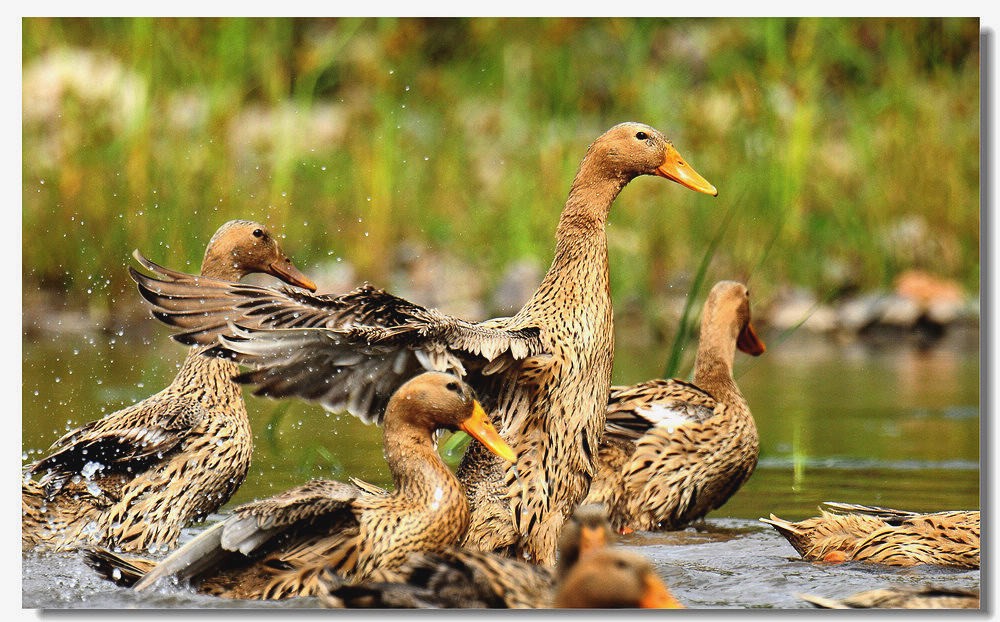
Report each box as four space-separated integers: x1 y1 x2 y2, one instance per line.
128 122 718 565
85 372 515 599
761 501 979 569
22 220 316 553
586 280 764 532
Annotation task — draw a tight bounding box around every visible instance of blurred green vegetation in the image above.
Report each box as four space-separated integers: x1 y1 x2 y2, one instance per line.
22 17 980 324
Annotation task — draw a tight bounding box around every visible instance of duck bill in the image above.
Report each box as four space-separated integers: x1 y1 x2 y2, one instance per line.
579 525 608 557
639 574 685 609
460 401 516 463
737 321 766 356
655 144 718 196
268 257 318 292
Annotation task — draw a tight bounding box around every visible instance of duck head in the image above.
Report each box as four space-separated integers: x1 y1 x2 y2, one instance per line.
201 220 317 291
584 122 718 196
388 372 517 463
555 548 684 608
556 503 616 578
705 281 766 356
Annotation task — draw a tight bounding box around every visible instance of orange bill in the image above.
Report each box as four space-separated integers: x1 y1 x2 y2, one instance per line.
579 525 609 557
460 401 517 463
639 573 685 609
268 256 318 291
655 143 718 196
737 321 766 356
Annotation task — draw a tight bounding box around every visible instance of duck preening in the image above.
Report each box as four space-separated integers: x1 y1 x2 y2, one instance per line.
586 280 765 532
761 502 979 569
85 372 515 600
127 122 717 565
23 220 316 553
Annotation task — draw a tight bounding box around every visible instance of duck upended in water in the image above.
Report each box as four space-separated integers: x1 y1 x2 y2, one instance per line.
761 502 980 569
321 503 683 609
585 280 765 532
85 372 515 600
22 220 316 553
127 122 718 565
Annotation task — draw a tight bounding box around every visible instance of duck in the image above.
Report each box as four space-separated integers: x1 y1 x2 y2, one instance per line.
798 585 980 609
126 122 718 565
320 503 683 609
84 372 517 600
22 220 317 553
760 502 980 569
584 280 765 532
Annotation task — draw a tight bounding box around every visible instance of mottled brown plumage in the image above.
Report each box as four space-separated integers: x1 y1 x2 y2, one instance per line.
321 503 681 609
126 122 717 565
585 281 765 532
761 502 980 569
85 373 515 600
22 220 316 553
799 585 980 609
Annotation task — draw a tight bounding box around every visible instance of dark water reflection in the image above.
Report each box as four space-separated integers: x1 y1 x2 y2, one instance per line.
21 325 980 608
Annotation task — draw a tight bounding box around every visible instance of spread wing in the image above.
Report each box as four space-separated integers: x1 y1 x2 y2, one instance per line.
130 251 548 423
132 479 361 591
26 396 206 497
605 379 717 442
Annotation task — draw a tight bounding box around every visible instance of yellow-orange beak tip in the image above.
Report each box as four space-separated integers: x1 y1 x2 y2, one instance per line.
460 401 516 463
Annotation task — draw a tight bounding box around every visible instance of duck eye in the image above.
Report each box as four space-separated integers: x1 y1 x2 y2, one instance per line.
445 381 461 394
252 228 264 238
635 131 649 141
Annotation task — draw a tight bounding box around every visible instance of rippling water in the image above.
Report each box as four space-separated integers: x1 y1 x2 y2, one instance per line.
21 326 980 609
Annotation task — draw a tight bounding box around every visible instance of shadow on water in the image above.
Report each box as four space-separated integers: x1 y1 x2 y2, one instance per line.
21 326 980 609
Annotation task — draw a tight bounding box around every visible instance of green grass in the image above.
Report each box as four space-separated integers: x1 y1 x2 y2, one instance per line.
22 18 980 337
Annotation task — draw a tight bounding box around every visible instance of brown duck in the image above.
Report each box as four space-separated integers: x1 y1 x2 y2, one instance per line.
761 502 980 569
126 122 718 565
22 220 316 553
85 372 516 600
322 503 683 609
585 280 765 532
799 585 980 609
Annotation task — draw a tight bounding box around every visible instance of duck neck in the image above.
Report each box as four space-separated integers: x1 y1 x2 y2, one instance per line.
692 323 744 407
382 419 458 498
555 163 632 240
170 346 243 404
526 166 630 310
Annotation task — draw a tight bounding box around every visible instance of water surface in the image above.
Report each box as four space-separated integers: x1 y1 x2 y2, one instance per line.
21 325 980 609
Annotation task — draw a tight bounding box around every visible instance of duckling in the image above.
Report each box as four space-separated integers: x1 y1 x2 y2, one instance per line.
23 220 316 553
85 372 516 600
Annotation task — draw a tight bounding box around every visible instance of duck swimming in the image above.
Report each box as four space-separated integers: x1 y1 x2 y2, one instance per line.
761 502 980 569
22 220 316 553
85 372 516 599
585 280 765 532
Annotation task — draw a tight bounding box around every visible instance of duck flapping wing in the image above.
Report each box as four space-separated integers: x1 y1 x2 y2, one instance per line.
131 252 548 424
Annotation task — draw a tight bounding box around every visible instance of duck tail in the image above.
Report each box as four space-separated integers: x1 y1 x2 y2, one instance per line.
758 514 800 536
